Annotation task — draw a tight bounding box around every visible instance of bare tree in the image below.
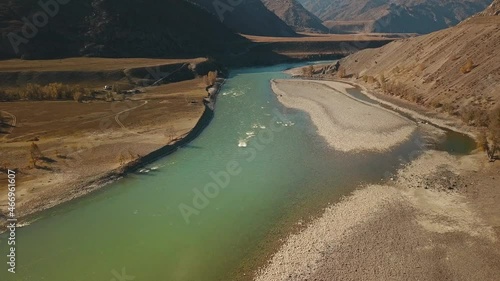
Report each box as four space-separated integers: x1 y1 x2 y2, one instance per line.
29 142 43 168
0 111 5 126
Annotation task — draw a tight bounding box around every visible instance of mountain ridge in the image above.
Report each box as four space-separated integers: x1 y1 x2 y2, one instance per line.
261 0 329 33
0 0 247 59
299 0 492 34
188 0 297 37
335 0 500 127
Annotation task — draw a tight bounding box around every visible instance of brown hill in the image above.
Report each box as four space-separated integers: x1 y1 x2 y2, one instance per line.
261 0 329 33
299 0 492 34
188 0 296 37
336 1 500 127
0 0 246 59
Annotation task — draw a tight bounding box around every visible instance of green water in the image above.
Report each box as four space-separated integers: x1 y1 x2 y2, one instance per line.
0 64 469 281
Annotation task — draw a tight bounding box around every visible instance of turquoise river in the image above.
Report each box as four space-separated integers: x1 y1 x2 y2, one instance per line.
0 63 475 281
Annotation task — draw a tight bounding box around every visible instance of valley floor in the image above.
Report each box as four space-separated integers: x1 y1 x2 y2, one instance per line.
0 75 211 226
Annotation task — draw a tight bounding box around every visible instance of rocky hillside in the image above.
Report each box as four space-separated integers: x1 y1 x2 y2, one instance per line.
298 0 492 34
188 0 296 37
261 0 329 33
335 1 500 127
0 0 247 59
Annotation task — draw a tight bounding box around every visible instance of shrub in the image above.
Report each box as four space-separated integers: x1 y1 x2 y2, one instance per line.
301 66 314 78
2 83 90 101
29 142 43 168
338 67 346 78
21 83 44 100
0 111 5 125
489 107 500 128
204 71 218 86
460 58 475 74
477 130 489 152
73 92 84 103
0 89 13 101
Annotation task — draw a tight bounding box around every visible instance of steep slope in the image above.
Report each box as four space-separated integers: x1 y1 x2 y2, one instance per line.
299 0 492 34
188 0 296 37
0 0 246 59
261 0 329 33
336 1 500 126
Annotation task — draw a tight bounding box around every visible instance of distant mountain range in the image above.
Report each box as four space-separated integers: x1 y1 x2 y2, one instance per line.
261 0 329 33
338 0 500 125
0 0 246 59
298 0 492 34
188 0 297 37
1 0 494 60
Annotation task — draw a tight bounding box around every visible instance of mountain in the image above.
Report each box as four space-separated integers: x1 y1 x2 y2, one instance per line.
336 0 500 126
298 0 492 34
0 0 247 59
261 0 329 33
188 0 296 37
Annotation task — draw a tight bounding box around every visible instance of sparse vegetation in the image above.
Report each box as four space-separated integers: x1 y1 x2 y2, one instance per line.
0 83 91 102
379 73 386 91
302 65 314 78
0 162 9 173
118 150 141 166
475 107 500 161
460 58 475 74
361 75 375 84
29 142 44 168
477 129 499 162
0 111 6 126
203 71 218 86
460 107 490 126
338 67 347 78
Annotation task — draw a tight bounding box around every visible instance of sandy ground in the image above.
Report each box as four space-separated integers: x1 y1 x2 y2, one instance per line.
271 79 416 152
256 150 500 281
257 75 500 281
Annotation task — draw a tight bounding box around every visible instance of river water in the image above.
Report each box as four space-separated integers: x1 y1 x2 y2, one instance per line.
0 63 474 281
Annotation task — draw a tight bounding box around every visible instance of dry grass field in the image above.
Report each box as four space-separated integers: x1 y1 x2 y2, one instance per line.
0 58 212 220
0 57 206 72
242 32 405 43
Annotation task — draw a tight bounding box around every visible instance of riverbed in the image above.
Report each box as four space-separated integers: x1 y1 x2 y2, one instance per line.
0 63 474 281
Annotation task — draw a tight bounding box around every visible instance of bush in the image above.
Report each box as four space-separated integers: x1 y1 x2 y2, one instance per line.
204 71 218 86
338 67 346 78
29 142 44 168
301 66 314 78
460 58 475 74
0 89 16 101
0 83 90 101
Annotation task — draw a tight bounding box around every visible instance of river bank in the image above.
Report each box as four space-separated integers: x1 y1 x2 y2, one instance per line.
271 79 416 152
0 78 223 231
257 79 500 280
